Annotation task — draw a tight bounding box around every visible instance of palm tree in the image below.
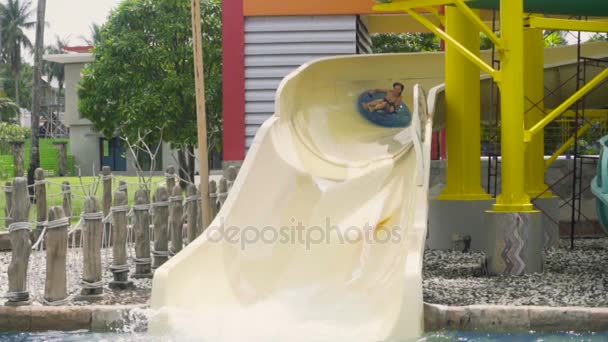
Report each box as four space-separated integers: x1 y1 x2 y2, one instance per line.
27 0 45 189
0 0 35 107
45 35 69 93
0 96 19 122
80 23 102 46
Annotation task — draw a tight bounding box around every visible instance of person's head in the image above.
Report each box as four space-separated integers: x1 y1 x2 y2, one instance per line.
393 82 405 94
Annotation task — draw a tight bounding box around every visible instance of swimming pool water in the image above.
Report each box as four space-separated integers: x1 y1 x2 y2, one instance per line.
1 330 607 341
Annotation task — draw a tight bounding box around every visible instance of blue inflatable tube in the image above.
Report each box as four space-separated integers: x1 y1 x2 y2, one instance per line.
357 91 412 128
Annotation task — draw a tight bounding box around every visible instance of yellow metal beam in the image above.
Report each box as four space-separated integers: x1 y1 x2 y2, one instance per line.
422 6 445 26
529 16 608 33
525 67 608 142
492 0 533 212
439 6 491 201
523 28 550 198
367 14 442 33
405 8 500 79
453 0 503 50
558 108 608 118
373 0 456 12
545 119 600 169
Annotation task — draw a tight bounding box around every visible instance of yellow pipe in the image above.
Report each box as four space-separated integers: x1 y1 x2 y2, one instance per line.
493 0 532 212
422 6 445 26
453 0 503 50
525 67 608 142
544 119 598 170
523 28 551 198
529 16 608 33
557 108 608 118
373 0 457 12
438 6 491 201
405 9 499 79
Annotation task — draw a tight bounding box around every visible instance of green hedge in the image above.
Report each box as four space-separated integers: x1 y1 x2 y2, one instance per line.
0 138 75 179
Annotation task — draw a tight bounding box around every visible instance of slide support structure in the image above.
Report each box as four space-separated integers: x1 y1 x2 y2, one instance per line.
438 6 490 200
485 0 542 276
523 27 551 198
493 0 532 212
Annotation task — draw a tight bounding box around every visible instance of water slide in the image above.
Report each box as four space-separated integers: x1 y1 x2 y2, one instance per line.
150 53 436 341
150 42 608 341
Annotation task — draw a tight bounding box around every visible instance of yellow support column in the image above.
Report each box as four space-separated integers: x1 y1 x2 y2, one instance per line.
524 28 551 198
493 0 533 212
484 0 543 276
438 6 491 200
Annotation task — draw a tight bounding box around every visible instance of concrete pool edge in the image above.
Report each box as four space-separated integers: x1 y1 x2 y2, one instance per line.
0 305 148 332
424 303 608 332
1 303 607 333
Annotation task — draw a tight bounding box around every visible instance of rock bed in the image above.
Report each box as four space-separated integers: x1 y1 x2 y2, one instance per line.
0 248 152 306
424 238 608 307
3 238 607 307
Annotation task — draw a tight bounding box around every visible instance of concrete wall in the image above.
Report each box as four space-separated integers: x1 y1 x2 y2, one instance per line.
70 125 101 175
64 63 92 127
430 157 599 222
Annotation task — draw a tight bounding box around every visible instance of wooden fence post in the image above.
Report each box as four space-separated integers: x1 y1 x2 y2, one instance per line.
5 181 12 228
62 181 72 219
208 180 218 223
166 166 176 196
152 186 169 269
109 190 132 289
186 184 198 244
102 166 112 247
197 186 204 236
10 142 25 177
226 165 238 190
102 166 112 215
35 168 47 233
44 206 69 305
5 177 31 306
80 196 103 298
132 189 152 278
53 141 68 176
218 177 228 210
118 180 128 203
169 186 183 256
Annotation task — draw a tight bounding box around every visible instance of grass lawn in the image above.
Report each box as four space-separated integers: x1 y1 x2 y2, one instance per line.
0 176 165 230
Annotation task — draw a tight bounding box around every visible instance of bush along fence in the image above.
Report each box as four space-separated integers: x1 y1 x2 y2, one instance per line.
2 165 238 306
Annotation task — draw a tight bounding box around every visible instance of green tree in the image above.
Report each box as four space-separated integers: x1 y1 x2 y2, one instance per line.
588 33 608 42
80 23 102 46
78 0 223 181
0 62 33 110
544 31 567 47
0 0 34 107
0 95 19 122
372 33 440 53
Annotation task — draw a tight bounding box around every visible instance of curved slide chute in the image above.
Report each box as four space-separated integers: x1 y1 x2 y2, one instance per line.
150 53 435 341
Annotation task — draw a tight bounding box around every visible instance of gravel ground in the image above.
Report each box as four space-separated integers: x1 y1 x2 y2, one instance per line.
424 238 608 307
3 237 607 307
0 247 152 306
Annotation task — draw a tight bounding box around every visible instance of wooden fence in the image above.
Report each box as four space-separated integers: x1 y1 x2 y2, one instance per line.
3 165 238 306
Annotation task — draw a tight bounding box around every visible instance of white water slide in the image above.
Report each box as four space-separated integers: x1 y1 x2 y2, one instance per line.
150 53 436 341
149 41 608 341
